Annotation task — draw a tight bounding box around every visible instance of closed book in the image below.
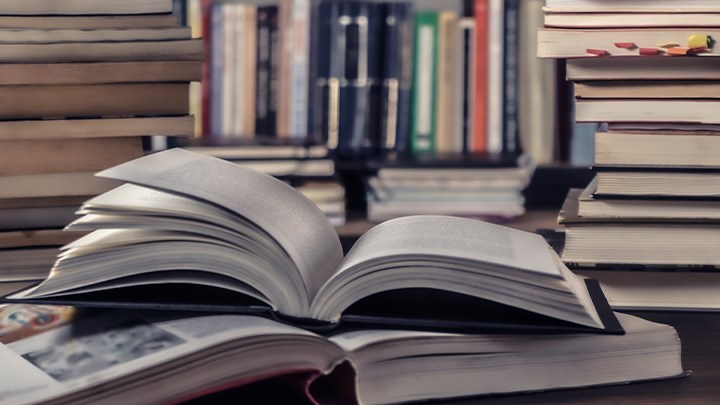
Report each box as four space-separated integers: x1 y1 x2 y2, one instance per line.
0 0 173 15
254 5 279 136
576 99 720 124
471 0 489 152
411 11 439 154
379 1 414 152
0 14 178 29
319 0 383 156
0 83 189 119
0 137 144 176
502 0 520 153
0 61 201 86
0 39 203 63
435 11 462 154
277 0 311 138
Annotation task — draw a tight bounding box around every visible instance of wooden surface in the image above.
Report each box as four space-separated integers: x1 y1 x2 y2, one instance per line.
449 311 720 404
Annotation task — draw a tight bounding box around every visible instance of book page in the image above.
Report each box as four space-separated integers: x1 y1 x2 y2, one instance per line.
337 215 563 279
0 311 343 405
94 148 344 305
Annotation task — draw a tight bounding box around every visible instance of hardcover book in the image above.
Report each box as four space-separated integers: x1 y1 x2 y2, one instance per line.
0 308 683 404
5 149 622 335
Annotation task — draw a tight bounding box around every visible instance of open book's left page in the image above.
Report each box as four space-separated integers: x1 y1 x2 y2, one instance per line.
93 148 343 305
11 149 343 318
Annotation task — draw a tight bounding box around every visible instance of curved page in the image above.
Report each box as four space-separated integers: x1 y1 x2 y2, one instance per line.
95 148 343 305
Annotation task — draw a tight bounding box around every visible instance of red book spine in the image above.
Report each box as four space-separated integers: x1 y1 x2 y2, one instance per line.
200 0 214 138
472 0 489 152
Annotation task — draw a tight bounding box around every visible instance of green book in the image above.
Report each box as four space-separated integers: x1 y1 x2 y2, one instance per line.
411 11 439 154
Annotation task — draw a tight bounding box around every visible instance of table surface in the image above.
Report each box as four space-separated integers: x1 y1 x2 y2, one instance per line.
448 311 720 404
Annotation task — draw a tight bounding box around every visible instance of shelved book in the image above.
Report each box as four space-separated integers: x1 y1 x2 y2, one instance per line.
5 149 618 335
0 308 683 404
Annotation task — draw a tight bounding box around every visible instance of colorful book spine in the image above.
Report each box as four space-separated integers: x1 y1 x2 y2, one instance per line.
411 11 439 154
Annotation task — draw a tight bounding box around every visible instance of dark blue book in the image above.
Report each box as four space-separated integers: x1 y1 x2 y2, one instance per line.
379 2 414 153
502 0 521 153
317 0 383 157
255 5 279 137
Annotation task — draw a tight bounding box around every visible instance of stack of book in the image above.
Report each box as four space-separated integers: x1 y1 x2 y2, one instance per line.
539 0 720 309
0 149 684 404
366 153 532 222
0 0 202 288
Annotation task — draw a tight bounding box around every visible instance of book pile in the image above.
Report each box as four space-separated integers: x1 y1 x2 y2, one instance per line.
0 0 202 289
539 0 720 309
0 149 684 404
366 153 532 222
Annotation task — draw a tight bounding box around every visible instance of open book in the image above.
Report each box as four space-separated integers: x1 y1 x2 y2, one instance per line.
0 309 683 405
6 149 620 333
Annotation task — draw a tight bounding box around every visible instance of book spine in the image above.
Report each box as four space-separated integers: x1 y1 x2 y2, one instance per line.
238 5 257 138
379 2 414 152
334 1 383 156
435 11 461 154
306 0 322 142
502 0 520 153
410 11 439 154
255 5 278 137
316 0 338 149
278 0 310 138
471 0 489 152
200 0 213 138
221 3 236 139
458 18 476 153
209 1 224 139
486 0 503 154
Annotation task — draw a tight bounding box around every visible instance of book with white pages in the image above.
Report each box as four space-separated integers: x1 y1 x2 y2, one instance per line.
3 148 621 335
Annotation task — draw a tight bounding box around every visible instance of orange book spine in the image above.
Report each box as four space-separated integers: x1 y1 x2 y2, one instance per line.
472 0 488 152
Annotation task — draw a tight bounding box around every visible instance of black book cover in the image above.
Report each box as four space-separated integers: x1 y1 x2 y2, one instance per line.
1 279 623 335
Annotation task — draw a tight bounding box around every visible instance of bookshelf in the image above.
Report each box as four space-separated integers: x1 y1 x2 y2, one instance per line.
176 0 584 228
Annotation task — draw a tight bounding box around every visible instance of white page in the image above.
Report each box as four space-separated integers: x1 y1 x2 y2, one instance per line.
0 312 334 405
337 215 563 279
95 148 344 306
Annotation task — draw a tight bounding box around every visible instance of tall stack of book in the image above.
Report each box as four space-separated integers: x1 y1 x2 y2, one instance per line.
0 0 202 289
539 0 720 309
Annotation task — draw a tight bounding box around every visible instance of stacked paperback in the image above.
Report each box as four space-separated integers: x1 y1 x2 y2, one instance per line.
0 0 201 289
366 153 532 222
539 0 720 309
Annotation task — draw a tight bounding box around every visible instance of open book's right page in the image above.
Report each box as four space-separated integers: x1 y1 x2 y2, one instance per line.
327 216 604 329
